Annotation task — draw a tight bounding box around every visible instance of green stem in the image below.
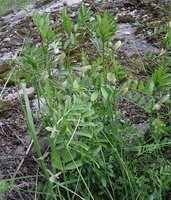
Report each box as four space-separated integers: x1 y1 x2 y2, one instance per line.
102 43 107 84
43 45 51 78
67 44 71 72
63 170 71 200
149 99 154 133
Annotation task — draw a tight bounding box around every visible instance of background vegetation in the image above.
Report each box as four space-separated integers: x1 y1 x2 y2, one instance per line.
0 0 33 15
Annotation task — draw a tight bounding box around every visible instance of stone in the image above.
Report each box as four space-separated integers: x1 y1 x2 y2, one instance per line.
133 121 150 134
5 86 35 100
3 37 11 42
0 48 8 53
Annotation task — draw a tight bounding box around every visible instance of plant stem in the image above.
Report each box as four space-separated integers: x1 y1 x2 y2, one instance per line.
102 43 107 84
67 44 71 71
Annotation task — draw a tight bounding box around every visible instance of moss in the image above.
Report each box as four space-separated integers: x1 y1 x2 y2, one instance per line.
0 100 13 118
118 15 135 23
0 61 10 74
117 53 152 81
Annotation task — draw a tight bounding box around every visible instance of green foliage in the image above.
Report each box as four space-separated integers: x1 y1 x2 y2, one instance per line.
0 180 12 194
60 8 74 35
78 4 92 25
152 67 171 91
32 12 54 45
95 11 117 44
89 11 118 83
14 4 171 200
60 7 79 69
166 22 171 48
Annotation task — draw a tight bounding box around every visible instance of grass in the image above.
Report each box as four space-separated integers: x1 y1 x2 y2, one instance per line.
0 0 33 15
1 3 171 200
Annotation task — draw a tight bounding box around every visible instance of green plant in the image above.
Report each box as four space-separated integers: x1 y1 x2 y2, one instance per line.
0 180 12 195
32 12 55 77
60 8 74 70
90 11 117 83
77 4 92 26
15 4 171 200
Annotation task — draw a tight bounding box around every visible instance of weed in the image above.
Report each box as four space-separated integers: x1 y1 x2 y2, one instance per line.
3 4 170 200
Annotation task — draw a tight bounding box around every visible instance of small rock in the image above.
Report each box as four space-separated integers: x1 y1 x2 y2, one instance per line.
3 37 10 42
70 12 76 18
32 97 47 113
133 121 150 134
50 20 55 25
45 8 51 13
0 48 8 53
5 86 35 100
15 146 25 156
24 135 32 146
